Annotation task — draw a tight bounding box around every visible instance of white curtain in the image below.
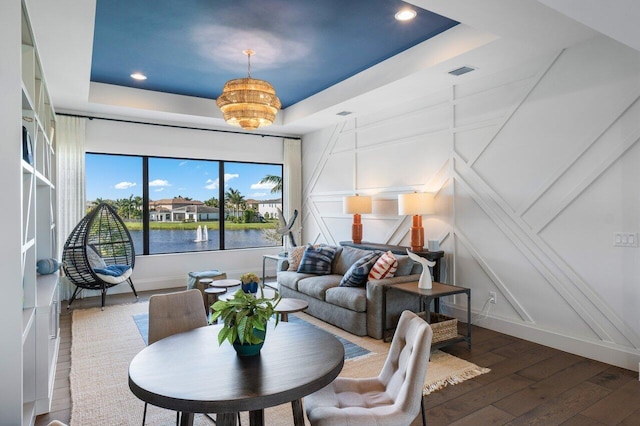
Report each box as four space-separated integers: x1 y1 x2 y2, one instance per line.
283 138 302 251
55 115 86 301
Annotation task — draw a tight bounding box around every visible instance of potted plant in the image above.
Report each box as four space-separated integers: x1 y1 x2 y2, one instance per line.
211 285 281 356
240 272 260 294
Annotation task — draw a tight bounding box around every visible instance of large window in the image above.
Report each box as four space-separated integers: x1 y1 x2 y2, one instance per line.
86 153 283 255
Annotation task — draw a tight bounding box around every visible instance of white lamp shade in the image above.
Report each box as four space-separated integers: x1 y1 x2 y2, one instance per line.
343 195 372 214
398 192 434 215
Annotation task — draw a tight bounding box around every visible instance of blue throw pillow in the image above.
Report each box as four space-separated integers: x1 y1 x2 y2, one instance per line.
36 258 61 275
297 245 338 275
339 252 379 287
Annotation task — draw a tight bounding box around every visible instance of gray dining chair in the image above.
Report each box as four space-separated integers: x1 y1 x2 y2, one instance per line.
143 289 208 425
305 310 433 426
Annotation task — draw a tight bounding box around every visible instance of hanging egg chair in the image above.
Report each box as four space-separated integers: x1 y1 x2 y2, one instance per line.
62 202 138 309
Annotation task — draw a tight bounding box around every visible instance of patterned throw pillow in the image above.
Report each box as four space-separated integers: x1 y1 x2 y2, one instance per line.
287 245 308 271
339 252 379 287
297 245 338 275
368 251 398 280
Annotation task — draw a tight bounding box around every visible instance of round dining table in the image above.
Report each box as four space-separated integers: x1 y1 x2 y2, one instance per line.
128 321 344 426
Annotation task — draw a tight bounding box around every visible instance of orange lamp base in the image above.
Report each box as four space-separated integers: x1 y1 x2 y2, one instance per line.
352 213 363 244
410 215 424 252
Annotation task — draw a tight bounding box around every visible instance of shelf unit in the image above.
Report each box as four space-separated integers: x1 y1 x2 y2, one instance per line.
1 1 59 424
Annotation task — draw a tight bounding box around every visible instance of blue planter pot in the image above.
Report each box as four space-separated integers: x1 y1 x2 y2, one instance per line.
233 327 266 357
241 282 259 294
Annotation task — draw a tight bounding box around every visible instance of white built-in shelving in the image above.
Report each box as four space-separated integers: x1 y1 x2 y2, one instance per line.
1 1 59 424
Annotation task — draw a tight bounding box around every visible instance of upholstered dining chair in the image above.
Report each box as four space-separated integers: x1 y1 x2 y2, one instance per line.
305 310 433 426
143 289 208 425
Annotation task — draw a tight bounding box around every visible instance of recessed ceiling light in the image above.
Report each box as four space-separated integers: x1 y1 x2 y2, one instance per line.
395 9 417 21
130 72 147 81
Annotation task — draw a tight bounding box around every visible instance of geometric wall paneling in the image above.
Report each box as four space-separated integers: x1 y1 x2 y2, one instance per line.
522 95 640 233
454 123 499 164
463 50 564 169
311 150 355 194
301 34 640 369
540 141 640 343
357 132 449 189
455 153 640 349
453 228 530 323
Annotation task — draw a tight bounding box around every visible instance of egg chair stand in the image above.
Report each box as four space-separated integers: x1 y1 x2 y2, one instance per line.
62 202 139 310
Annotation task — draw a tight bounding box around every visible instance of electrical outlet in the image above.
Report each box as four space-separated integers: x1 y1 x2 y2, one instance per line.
489 291 497 304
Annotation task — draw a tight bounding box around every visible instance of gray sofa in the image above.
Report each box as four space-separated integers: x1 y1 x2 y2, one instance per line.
276 244 423 339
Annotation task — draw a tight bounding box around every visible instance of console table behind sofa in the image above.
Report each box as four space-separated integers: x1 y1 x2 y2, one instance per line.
339 241 444 281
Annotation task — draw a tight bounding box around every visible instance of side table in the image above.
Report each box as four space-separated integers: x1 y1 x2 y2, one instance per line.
262 254 287 289
382 281 471 350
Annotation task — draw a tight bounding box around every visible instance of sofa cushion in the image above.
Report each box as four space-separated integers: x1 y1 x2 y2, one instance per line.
339 252 379 287
395 255 416 276
368 251 398 280
297 244 338 275
297 275 342 300
277 271 315 291
325 287 367 312
333 246 378 275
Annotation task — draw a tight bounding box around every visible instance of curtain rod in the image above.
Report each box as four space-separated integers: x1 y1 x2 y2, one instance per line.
56 112 302 140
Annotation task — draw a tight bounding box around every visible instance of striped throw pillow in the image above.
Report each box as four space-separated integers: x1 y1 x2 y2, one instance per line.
287 245 308 271
368 251 398 280
297 245 338 275
339 252 379 287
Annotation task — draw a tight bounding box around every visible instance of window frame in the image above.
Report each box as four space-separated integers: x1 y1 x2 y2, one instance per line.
86 152 284 255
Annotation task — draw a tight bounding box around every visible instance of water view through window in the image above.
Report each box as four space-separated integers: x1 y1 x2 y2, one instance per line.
85 153 283 255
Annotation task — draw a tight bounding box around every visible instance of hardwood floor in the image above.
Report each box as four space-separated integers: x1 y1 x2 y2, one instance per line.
37 288 640 426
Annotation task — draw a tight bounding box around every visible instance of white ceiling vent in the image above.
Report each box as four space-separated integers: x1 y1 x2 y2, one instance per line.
448 66 475 76
336 111 353 116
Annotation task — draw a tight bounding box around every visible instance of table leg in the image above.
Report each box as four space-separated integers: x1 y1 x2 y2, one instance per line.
179 412 194 426
291 399 305 426
382 285 388 341
280 312 289 322
467 290 472 349
249 409 264 426
262 256 267 286
217 412 238 426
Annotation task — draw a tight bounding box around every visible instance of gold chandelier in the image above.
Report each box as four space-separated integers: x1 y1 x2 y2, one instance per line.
216 49 281 130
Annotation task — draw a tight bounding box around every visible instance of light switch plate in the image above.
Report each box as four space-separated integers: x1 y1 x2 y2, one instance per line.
614 232 638 247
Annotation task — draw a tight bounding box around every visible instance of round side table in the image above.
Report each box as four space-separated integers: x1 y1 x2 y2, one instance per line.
204 287 226 316
276 298 309 322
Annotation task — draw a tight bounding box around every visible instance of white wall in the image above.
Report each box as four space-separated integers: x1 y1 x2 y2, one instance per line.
300 35 640 370
84 119 285 293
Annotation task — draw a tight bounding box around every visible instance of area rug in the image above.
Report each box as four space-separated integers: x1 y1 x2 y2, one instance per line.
70 302 489 426
133 311 371 360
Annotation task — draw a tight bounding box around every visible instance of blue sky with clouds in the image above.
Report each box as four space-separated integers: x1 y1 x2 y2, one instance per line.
86 154 282 202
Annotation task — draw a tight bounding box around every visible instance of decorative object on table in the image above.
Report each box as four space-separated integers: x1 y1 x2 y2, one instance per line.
428 239 440 251
61 202 138 309
343 194 372 244
240 272 260 294
36 258 62 275
211 287 281 356
22 126 34 165
216 49 281 130
276 207 299 248
406 249 436 290
398 191 434 251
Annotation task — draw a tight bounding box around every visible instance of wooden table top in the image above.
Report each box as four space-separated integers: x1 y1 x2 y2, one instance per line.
209 278 242 288
389 281 470 297
128 322 344 414
276 298 309 314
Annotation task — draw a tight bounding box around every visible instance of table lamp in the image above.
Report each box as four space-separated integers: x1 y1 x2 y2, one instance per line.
343 194 372 244
398 192 434 252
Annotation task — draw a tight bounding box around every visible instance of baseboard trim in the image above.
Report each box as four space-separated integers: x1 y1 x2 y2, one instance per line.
444 303 640 372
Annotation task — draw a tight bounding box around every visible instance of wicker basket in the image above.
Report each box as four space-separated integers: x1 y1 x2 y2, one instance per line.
418 311 458 343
